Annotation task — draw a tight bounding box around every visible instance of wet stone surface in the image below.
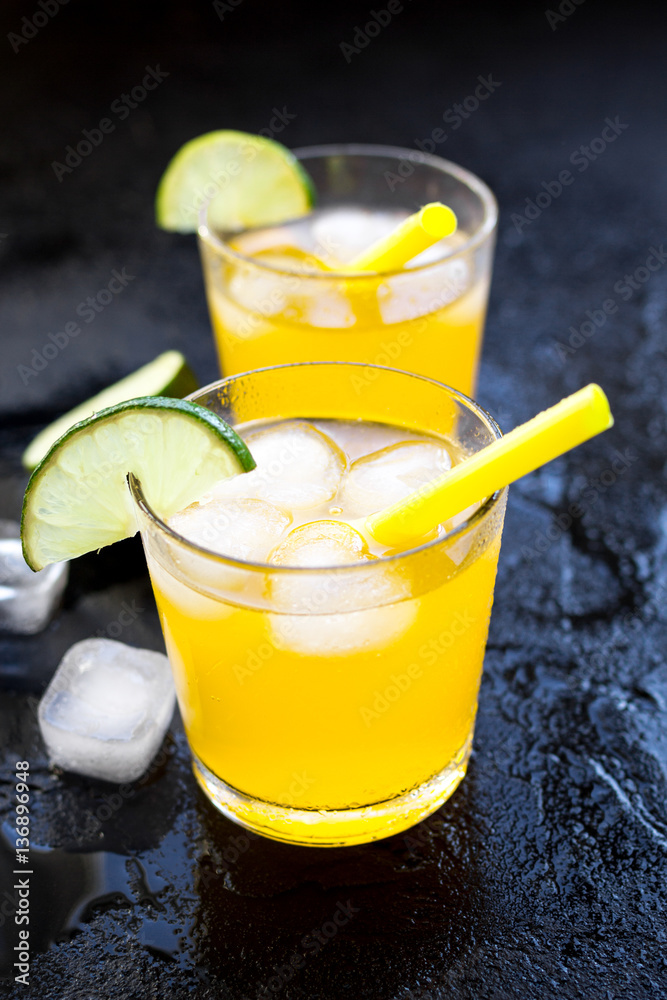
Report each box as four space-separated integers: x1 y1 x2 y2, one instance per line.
1 1 667 997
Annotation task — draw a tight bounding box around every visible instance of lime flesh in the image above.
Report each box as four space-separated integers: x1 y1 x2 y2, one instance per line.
21 397 255 571
156 130 314 234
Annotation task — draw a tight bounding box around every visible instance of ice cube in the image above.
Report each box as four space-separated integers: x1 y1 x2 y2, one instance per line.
212 421 345 510
267 519 417 653
227 244 331 323
311 208 409 264
147 554 237 621
270 519 370 571
312 419 426 462
169 498 291 562
230 227 305 257
338 440 452 518
377 255 473 324
270 602 418 657
269 519 411 608
38 638 175 783
302 289 356 329
227 258 290 317
0 520 68 634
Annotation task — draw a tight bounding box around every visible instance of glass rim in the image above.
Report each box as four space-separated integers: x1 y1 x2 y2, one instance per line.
130 362 506 576
197 142 498 281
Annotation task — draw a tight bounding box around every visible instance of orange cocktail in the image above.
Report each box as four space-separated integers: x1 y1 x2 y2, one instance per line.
198 145 497 397
133 364 506 846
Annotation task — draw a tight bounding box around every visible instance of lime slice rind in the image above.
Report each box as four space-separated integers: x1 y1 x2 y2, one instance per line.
156 130 315 234
21 397 255 572
22 351 199 471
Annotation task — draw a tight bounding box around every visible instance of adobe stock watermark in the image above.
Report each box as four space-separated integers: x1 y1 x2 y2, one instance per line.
243 899 360 1000
359 609 476 726
350 272 471 395
94 599 145 641
179 107 296 227
73 412 161 500
553 245 667 365
545 0 585 31
51 66 169 182
86 743 172 831
16 267 136 385
219 231 340 342
511 116 629 233
232 566 364 685
588 579 667 670
198 772 316 883
340 1 407 62
8 0 69 54
213 0 244 20
406 74 502 159
521 446 639 561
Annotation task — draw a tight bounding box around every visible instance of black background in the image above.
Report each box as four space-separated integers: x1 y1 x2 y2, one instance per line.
1 1 667 998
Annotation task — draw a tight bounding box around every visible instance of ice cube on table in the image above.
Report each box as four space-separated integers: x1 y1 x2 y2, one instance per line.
38 639 175 783
338 441 452 518
267 519 417 653
0 519 68 634
169 498 291 562
211 421 345 510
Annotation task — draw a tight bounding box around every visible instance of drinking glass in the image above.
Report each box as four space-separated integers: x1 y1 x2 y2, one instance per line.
198 146 497 396
132 363 506 846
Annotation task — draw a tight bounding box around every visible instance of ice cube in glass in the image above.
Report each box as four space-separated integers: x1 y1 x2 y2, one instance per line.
338 441 452 518
268 519 417 655
211 420 345 509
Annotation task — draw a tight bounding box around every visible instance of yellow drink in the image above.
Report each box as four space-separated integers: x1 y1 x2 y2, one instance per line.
198 145 497 395
152 529 501 811
135 364 506 846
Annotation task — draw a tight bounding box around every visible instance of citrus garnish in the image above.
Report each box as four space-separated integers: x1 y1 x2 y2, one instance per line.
21 397 255 571
156 130 314 234
22 350 199 471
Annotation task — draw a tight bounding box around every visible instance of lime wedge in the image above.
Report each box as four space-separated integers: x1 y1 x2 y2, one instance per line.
22 351 199 472
156 130 315 234
21 397 255 571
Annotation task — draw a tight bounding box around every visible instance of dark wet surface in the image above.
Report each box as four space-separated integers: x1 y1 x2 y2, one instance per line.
1 1 667 997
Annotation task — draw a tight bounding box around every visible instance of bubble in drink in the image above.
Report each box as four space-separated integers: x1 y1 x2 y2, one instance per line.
0 520 68 634
38 638 175 783
338 440 452 518
211 421 345 509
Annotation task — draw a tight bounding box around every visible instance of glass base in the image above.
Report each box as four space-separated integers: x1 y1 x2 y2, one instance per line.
192 737 472 847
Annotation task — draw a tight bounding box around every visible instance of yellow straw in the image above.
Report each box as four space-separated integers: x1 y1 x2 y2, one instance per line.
365 384 614 548
346 202 457 272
